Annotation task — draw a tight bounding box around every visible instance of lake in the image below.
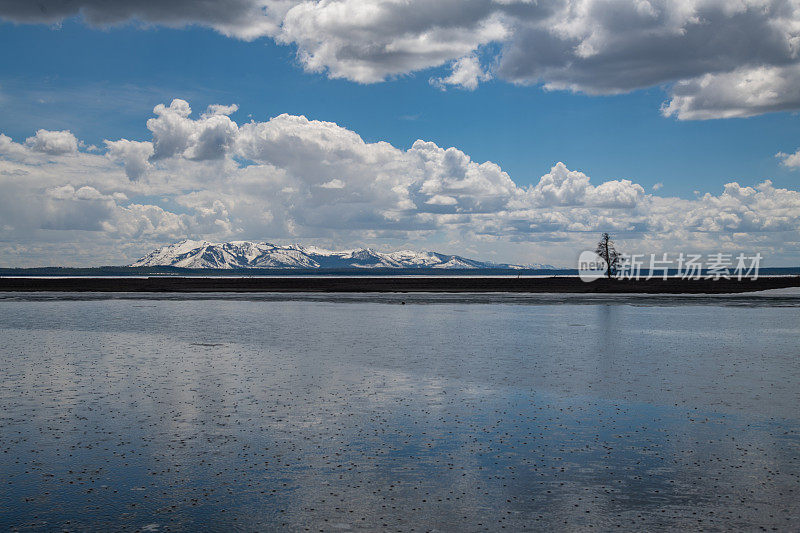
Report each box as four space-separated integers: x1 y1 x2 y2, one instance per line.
1 292 798 531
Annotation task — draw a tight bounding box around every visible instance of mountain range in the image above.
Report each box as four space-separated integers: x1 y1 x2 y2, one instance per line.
130 240 556 270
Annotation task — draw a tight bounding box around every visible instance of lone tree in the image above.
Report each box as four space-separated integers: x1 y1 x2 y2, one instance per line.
595 232 621 279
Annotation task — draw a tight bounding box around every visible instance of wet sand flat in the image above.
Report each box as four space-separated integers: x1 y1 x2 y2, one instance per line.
0 293 798 531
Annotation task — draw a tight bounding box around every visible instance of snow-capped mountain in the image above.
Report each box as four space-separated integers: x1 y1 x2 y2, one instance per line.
130 240 555 269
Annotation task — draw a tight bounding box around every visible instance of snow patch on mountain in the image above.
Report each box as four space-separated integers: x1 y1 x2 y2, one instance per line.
130 240 557 269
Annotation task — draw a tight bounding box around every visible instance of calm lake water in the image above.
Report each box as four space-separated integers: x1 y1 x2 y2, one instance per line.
1 292 799 531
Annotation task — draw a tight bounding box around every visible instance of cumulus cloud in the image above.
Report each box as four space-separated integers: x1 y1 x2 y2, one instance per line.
497 1 800 92
1 99 800 266
277 0 509 83
25 129 79 155
113 203 189 239
777 148 800 169
409 140 519 213
146 99 239 161
430 54 492 90
526 163 645 208
662 65 800 120
3 1 800 118
42 184 116 231
685 181 800 232
105 139 154 180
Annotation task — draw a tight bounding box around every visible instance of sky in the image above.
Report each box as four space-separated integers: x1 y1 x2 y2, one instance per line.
1 0 799 267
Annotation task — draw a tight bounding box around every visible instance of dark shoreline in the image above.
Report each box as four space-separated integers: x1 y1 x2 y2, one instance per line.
1 276 798 293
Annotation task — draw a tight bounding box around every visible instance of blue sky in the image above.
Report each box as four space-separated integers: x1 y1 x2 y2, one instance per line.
2 19 798 196
1 1 800 267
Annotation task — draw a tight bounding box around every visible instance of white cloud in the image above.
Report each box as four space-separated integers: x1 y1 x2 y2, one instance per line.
146 99 239 161
104 139 154 180
42 184 116 231
0 133 29 159
113 203 190 240
204 103 240 117
425 195 459 206
1 99 800 266
277 1 509 83
320 179 345 189
526 162 645 208
684 181 800 232
3 1 800 118
777 148 800 169
25 129 79 155
431 54 492 90
409 140 519 213
662 64 800 120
